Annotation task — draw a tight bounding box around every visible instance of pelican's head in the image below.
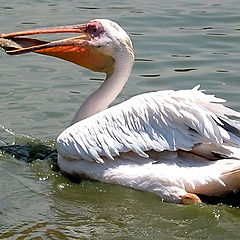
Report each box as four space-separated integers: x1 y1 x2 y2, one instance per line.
87 19 133 57
0 19 134 77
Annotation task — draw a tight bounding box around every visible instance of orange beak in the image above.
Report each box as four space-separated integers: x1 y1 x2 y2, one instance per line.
0 24 114 74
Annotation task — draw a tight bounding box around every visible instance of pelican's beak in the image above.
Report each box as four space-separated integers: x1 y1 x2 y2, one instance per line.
0 24 114 74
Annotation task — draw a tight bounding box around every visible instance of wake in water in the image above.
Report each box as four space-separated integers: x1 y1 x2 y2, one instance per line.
0 141 57 163
0 124 57 163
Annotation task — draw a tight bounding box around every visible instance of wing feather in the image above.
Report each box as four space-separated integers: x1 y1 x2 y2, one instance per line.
57 87 240 162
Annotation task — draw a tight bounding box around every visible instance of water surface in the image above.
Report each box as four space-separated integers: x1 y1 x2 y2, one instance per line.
1 0 240 239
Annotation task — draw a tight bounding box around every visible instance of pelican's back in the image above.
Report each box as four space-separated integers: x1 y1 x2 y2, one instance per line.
57 86 240 163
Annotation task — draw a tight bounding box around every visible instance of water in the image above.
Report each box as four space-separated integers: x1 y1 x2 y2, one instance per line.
1 0 240 239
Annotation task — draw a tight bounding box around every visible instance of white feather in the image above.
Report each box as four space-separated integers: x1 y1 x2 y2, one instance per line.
57 150 240 203
57 87 240 163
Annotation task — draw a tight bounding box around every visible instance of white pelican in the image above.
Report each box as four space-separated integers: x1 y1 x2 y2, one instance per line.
1 19 240 204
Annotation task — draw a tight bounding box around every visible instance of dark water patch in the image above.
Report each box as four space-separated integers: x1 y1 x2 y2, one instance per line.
211 4 222 7
89 77 105 81
130 10 144 14
0 140 57 163
70 90 81 95
212 52 229 55
200 192 240 207
76 6 100 10
216 69 229 73
180 26 213 30
206 33 227 36
108 6 134 10
179 26 224 33
7 102 18 105
179 27 207 31
130 32 143 36
135 58 154 62
140 74 160 78
190 10 207 14
21 22 36 25
171 54 191 58
0 7 13 10
202 26 213 30
174 68 197 72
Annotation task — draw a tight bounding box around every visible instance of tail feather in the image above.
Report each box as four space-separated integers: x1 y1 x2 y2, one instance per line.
221 167 240 192
194 164 240 196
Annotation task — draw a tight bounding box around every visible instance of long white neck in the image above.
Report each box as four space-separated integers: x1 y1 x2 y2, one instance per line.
71 47 134 125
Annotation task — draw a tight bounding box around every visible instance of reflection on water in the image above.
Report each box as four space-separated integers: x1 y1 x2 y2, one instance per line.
1 0 240 239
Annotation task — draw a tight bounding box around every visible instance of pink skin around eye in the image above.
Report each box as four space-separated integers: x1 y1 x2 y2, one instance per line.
87 21 104 39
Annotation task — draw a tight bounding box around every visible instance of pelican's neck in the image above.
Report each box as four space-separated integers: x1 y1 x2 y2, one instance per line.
71 47 134 124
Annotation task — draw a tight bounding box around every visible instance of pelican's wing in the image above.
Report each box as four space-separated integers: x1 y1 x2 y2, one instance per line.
57 86 240 163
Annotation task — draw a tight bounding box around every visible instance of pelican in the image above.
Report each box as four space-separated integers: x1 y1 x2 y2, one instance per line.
1 19 240 204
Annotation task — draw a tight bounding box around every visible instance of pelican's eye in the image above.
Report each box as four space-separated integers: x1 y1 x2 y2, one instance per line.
87 21 104 39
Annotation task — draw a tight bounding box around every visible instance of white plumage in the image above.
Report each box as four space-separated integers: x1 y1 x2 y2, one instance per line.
57 86 240 163
57 85 240 203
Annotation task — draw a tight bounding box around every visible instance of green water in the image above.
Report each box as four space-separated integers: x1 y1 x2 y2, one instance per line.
1 0 240 239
